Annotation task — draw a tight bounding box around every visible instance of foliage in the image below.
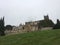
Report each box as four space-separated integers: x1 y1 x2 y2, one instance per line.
0 17 5 36
5 25 13 30
53 19 60 29
38 19 54 29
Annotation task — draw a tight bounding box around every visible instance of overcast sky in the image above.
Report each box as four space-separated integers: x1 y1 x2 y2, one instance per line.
0 0 60 26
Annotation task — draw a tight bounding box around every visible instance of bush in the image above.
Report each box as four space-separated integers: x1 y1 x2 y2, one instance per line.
53 19 60 29
5 25 13 30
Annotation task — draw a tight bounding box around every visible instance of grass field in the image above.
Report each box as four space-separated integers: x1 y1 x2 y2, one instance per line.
0 29 60 45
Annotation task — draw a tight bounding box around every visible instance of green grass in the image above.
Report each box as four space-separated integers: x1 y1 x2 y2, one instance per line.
0 29 60 45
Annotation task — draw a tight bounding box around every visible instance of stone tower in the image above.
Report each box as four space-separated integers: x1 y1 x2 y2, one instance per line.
44 15 49 20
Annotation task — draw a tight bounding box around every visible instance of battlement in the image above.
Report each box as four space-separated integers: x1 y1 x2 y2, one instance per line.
44 15 49 20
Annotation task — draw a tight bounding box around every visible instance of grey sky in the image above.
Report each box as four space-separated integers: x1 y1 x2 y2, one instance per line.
0 0 60 26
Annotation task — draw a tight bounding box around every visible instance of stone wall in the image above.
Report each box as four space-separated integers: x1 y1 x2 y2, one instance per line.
5 21 39 35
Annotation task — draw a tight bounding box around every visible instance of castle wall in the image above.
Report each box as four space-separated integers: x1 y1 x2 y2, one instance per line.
4 15 53 35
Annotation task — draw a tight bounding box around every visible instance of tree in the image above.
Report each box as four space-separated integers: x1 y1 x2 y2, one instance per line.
57 19 60 24
5 25 13 30
53 19 60 29
38 19 54 29
0 17 5 36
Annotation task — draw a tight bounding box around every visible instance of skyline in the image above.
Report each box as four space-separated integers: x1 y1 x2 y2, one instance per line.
0 14 58 26
0 0 60 26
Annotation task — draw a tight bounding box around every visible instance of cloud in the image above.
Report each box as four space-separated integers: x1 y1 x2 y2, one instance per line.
0 0 60 26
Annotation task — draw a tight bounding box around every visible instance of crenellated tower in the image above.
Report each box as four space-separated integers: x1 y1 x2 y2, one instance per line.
44 15 49 20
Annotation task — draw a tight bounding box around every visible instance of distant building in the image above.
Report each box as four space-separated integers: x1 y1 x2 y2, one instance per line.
24 15 54 31
44 15 49 20
38 15 54 29
5 15 54 35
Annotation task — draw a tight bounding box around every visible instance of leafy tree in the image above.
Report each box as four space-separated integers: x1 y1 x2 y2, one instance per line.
5 25 13 30
53 19 60 29
0 17 5 36
38 19 54 29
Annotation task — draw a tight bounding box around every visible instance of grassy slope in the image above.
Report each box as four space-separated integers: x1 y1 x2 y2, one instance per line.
0 29 60 45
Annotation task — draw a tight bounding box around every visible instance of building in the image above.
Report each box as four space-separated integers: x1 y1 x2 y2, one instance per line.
23 15 54 31
5 15 54 35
